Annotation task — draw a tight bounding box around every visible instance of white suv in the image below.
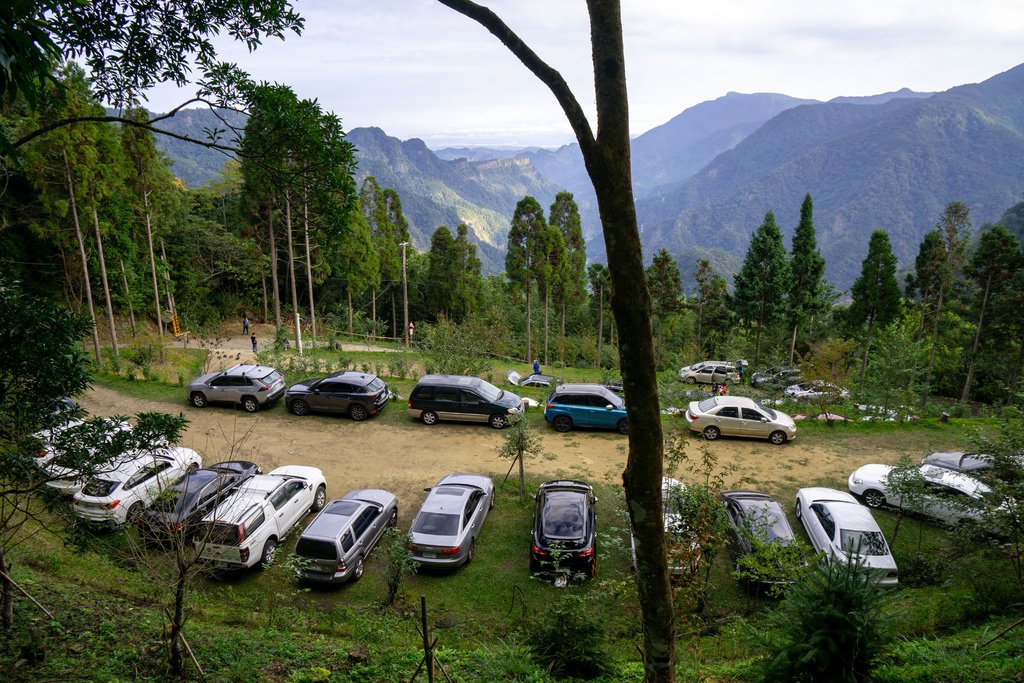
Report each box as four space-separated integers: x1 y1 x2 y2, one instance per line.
72 447 202 524
197 466 327 570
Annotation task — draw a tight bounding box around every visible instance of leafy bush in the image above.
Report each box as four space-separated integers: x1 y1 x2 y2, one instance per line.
419 316 493 377
757 556 893 682
525 594 611 679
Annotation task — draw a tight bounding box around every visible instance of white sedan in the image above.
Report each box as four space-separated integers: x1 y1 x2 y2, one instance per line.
848 463 988 524
72 447 203 524
783 381 850 401
794 487 898 587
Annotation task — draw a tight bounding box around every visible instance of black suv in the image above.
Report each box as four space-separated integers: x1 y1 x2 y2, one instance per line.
530 480 597 578
285 371 390 421
408 375 523 429
137 462 258 538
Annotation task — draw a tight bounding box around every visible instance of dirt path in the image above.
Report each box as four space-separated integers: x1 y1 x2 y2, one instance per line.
79 384 929 522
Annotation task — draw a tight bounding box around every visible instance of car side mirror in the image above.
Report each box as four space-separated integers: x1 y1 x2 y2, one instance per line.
761 417 769 423
424 487 432 492
605 404 614 410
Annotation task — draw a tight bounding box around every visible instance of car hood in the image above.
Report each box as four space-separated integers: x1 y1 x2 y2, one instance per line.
851 463 894 486
285 380 316 395
495 391 523 410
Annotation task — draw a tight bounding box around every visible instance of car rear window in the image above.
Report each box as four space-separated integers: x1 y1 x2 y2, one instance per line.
412 512 460 536
324 500 361 516
697 398 718 412
542 492 585 540
840 530 889 556
295 538 338 560
261 370 283 384
367 378 386 393
82 478 118 498
204 522 240 545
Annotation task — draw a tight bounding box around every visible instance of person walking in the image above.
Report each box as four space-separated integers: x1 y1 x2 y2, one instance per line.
250 333 257 352
243 315 249 334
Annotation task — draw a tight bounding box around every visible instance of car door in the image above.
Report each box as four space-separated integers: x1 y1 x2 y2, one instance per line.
463 490 484 542
459 388 489 422
126 458 175 507
432 386 462 421
313 380 345 413
723 501 750 556
696 367 716 384
591 393 620 429
713 406 742 436
207 375 234 403
269 479 309 534
351 506 383 553
741 407 769 438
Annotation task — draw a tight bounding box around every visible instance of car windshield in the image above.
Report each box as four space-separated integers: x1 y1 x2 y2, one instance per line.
697 398 718 412
840 530 889 556
475 381 502 403
542 492 585 540
412 512 461 537
82 478 118 498
754 400 777 420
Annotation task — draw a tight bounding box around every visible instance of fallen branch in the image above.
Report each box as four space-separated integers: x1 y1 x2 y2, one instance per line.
0 569 56 621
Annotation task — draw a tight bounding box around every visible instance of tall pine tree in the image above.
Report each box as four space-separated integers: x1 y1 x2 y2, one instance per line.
506 196 546 362
847 229 902 381
787 194 828 363
732 210 790 366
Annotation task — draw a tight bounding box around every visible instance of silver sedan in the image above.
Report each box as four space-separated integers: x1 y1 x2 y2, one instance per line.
408 474 494 568
685 396 796 444
848 463 988 524
795 487 898 587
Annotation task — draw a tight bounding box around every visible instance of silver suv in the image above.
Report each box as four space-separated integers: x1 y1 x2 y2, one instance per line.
188 364 285 413
292 489 399 584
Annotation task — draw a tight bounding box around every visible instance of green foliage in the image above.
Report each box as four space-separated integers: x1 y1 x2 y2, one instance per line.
732 210 791 365
381 527 415 608
788 194 830 351
419 316 493 377
758 556 894 682
525 594 612 679
861 317 928 419
495 419 545 497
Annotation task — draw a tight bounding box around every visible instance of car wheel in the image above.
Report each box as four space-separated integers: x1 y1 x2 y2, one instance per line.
553 415 573 433
768 430 787 445
190 392 207 408
387 509 398 528
421 410 438 426
702 425 720 441
616 419 628 435
126 502 144 523
685 377 696 384
465 539 476 565
290 399 309 416
260 538 278 567
241 397 259 413
349 404 369 422
186 462 199 473
863 489 886 509
795 499 803 519
351 557 364 582
489 414 509 429
587 557 598 579
311 484 327 512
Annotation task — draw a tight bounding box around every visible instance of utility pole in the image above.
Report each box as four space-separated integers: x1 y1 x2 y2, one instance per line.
400 241 409 347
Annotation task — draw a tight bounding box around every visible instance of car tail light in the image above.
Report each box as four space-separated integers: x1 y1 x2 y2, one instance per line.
259 384 269 392
236 523 246 544
407 543 418 552
36 449 48 458
107 499 121 509
578 547 595 558
240 547 249 563
531 544 549 557
545 403 554 409
408 399 412 408
171 521 185 532
685 410 696 422
337 560 348 573
440 546 461 555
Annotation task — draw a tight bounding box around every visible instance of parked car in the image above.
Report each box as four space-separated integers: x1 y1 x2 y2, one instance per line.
38 419 132 495
138 462 256 537
285 370 390 421
530 480 598 578
783 381 850 401
506 370 560 389
408 375 523 429
678 361 739 385
188 364 286 413
794 487 898 587
197 466 327 570
544 384 627 434
848 463 989 525
750 366 802 389
720 490 799 583
630 478 700 577
408 473 494 568
293 489 399 584
685 396 797 444
72 447 202 525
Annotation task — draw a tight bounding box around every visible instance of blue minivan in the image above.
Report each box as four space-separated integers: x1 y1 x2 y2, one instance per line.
544 384 627 434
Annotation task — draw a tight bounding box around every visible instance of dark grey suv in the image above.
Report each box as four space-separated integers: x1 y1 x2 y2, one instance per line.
188 364 285 413
285 371 390 421
408 375 523 429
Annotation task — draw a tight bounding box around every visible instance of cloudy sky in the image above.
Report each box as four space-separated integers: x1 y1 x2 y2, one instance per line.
145 0 1024 148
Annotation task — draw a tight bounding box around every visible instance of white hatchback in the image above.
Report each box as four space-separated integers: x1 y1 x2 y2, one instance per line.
72 447 202 524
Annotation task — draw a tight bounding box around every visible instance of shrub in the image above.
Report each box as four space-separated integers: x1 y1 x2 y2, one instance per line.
526 594 611 679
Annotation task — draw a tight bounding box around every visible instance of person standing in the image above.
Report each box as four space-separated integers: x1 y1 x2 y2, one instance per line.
251 333 257 352
533 359 541 375
243 315 249 334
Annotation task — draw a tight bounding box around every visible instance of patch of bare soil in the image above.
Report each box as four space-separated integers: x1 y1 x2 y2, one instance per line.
79 385 913 522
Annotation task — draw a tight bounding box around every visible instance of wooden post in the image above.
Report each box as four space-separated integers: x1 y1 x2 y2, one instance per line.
421 595 433 683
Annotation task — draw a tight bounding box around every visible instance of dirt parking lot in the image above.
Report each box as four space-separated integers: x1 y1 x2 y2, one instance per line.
80 384 940 520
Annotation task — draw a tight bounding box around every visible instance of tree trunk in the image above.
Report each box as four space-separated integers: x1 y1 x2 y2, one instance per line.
261 270 269 324
921 287 946 408
302 194 317 350
961 273 992 402
0 547 13 631
518 451 525 497
91 203 120 358
789 323 798 365
168 567 188 678
392 293 397 340
64 151 102 364
543 286 549 366
144 193 164 349
371 288 377 340
596 284 603 368
268 203 282 331
119 259 136 337
859 316 876 383
1011 336 1024 397
525 285 532 362
753 296 766 366
284 194 303 353
160 239 176 320
347 289 354 336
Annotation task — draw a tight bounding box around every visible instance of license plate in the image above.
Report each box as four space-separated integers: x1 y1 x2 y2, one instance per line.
422 552 437 558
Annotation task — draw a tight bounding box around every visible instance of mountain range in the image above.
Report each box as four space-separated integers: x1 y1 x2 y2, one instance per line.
152 63 1024 289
